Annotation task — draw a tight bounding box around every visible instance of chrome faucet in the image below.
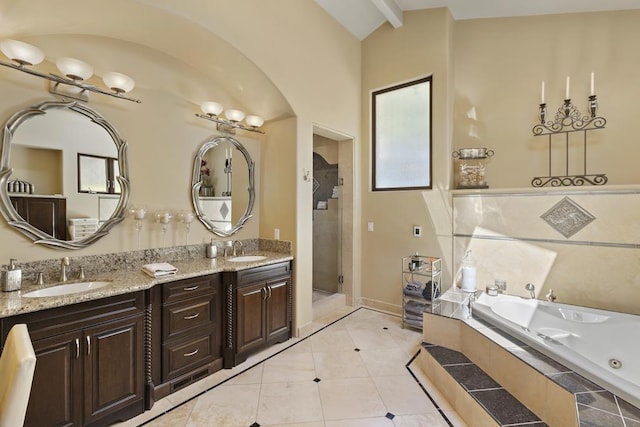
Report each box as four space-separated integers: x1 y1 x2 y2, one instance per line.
525 283 536 299
232 240 244 257
546 289 557 302
60 257 70 282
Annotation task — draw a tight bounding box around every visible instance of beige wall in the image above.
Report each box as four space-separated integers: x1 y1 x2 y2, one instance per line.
360 8 455 313
0 0 361 333
453 10 640 188
360 8 640 315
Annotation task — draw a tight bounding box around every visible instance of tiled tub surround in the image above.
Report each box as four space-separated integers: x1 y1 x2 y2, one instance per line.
473 291 640 410
452 186 640 316
421 303 640 427
0 238 292 317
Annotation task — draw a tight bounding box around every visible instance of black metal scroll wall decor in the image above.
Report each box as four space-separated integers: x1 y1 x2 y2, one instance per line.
531 74 607 187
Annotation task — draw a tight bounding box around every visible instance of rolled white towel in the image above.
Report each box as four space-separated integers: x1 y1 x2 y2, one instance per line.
142 262 178 278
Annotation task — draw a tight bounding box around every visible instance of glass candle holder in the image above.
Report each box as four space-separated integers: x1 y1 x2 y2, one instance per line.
156 212 173 247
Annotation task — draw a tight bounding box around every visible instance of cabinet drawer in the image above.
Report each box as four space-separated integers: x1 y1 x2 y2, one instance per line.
236 262 290 286
163 298 214 340
163 275 219 304
163 334 215 380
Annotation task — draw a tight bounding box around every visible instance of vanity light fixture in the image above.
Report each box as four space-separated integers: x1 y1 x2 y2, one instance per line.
196 101 265 134
0 39 141 103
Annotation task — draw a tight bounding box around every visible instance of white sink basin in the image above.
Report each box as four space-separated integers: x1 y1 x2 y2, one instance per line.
227 255 267 263
23 281 111 298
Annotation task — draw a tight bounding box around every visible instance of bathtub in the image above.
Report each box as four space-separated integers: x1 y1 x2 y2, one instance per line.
472 292 640 408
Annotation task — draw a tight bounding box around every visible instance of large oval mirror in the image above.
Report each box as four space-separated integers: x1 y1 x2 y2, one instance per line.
191 135 254 237
0 99 130 249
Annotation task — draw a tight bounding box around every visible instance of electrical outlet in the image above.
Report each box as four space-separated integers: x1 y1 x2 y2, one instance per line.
368 222 374 232
274 228 280 240
413 226 422 237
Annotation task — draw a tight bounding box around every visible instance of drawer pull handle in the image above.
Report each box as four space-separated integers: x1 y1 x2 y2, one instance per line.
86 336 91 356
183 286 199 291
183 313 200 320
75 338 80 359
183 349 199 357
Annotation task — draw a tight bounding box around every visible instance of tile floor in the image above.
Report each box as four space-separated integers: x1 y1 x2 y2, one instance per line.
119 307 467 427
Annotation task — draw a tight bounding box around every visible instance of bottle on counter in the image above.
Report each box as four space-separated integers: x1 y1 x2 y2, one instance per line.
460 250 477 293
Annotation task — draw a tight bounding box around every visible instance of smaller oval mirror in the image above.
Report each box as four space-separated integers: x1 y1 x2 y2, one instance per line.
0 99 130 249
192 136 255 237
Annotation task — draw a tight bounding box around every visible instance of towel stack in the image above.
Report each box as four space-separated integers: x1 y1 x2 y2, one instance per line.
142 262 178 278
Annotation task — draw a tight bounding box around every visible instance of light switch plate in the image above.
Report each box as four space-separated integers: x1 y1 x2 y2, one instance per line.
413 226 422 237
368 222 374 232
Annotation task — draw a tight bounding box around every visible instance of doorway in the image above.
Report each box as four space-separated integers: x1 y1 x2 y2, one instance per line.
312 127 354 318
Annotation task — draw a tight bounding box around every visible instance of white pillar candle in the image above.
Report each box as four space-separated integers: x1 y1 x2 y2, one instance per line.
541 81 545 104
565 76 570 99
590 72 595 96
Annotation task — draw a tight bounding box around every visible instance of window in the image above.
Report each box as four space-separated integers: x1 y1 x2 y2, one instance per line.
372 76 432 191
77 153 120 194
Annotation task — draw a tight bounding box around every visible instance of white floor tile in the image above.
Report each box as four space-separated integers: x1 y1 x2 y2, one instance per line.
372 375 438 415
135 308 464 427
318 377 387 420
186 383 260 426
257 381 324 425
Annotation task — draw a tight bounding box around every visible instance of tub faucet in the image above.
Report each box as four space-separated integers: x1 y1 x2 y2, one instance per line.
525 283 536 299
60 257 70 282
546 289 557 302
232 240 244 256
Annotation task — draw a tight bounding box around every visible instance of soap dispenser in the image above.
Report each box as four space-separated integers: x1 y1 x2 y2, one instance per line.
460 250 477 293
1 259 22 292
206 238 217 259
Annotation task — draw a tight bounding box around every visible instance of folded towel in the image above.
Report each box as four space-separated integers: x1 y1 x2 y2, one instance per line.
142 262 178 278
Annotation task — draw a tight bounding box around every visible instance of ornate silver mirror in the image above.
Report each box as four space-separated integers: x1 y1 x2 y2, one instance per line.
191 135 254 237
0 99 130 249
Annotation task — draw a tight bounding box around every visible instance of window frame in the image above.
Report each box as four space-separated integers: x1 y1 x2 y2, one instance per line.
77 153 120 194
371 76 433 192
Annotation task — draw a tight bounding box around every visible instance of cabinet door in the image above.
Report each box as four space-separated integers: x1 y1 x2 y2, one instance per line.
24 330 83 427
236 282 267 355
266 279 291 342
8 196 67 239
83 315 144 425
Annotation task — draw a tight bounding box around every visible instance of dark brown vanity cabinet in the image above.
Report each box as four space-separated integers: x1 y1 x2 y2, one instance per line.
225 261 292 367
150 274 223 401
10 196 67 240
0 292 145 427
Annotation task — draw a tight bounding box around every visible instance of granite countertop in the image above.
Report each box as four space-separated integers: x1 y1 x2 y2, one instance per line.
0 251 293 319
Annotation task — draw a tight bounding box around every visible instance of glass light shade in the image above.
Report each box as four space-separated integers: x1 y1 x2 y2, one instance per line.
245 115 264 128
0 39 45 66
201 101 224 116
56 57 93 81
102 71 135 93
224 109 245 122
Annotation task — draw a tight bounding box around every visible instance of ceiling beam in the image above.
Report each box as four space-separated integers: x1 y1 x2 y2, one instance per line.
371 0 403 28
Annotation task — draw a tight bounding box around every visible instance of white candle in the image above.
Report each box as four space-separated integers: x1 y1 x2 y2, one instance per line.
541 81 545 104
590 72 595 96
565 76 570 99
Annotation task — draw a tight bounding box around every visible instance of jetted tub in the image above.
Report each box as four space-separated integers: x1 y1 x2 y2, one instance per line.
472 292 640 408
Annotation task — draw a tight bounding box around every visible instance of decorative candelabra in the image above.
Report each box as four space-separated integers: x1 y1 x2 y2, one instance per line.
130 207 147 249
532 75 607 187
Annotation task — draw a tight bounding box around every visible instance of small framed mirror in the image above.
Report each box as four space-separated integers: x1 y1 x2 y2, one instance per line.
0 99 130 249
191 135 255 237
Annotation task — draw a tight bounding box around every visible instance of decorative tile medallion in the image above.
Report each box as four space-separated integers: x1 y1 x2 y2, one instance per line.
541 197 595 238
219 201 230 219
